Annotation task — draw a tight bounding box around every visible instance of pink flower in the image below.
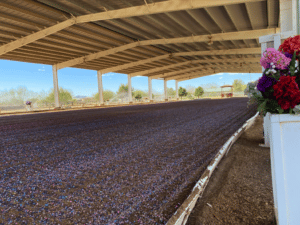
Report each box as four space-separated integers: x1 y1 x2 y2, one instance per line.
260 48 291 70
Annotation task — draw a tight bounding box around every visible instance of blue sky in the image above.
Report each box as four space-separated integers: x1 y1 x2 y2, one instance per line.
0 59 263 97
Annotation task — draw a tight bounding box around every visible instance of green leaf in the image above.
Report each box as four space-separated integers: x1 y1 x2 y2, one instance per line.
298 54 300 71
278 107 284 114
257 100 267 112
290 52 297 76
271 72 280 81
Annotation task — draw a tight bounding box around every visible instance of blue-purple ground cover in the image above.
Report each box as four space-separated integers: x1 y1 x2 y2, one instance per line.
0 98 257 224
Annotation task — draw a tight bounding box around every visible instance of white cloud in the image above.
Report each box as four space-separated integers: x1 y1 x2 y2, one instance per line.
95 73 115 78
210 73 224 76
38 66 45 72
219 77 223 79
103 73 114 77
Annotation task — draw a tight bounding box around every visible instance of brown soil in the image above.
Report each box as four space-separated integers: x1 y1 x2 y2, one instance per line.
187 116 276 225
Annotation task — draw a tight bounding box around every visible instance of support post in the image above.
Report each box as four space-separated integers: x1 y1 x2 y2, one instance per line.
52 65 60 108
164 79 168 101
148 77 153 102
274 34 281 49
175 80 179 100
97 71 104 105
280 0 298 33
298 0 300 35
128 74 132 103
261 42 267 72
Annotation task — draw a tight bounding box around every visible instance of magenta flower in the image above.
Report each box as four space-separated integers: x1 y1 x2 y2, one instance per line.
260 48 291 70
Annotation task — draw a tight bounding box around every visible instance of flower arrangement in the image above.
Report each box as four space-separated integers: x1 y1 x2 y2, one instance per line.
26 101 32 105
247 35 300 116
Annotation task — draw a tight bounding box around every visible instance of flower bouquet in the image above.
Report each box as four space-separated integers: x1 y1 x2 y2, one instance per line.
247 35 300 116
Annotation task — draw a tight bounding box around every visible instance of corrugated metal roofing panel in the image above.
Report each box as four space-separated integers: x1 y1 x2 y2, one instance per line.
0 0 279 79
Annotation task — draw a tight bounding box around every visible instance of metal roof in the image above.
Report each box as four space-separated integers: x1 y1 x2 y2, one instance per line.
0 0 279 81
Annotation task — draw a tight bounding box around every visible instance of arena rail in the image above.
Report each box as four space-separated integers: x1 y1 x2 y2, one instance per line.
166 111 260 225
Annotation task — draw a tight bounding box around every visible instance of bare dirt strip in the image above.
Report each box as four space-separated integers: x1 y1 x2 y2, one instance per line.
186 116 275 225
0 98 257 224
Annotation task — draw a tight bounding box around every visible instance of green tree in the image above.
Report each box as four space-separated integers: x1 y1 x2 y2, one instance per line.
195 86 204 98
133 89 147 98
94 90 115 102
167 88 176 98
178 87 187 100
0 86 39 105
232 79 246 92
135 93 142 101
117 84 134 95
44 87 73 104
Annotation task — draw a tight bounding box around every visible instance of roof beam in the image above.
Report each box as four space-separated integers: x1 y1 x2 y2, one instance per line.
150 57 260 79
177 68 262 81
178 71 262 81
131 57 260 77
57 28 275 70
0 19 76 56
102 54 170 74
76 0 265 23
150 66 212 79
167 64 261 80
0 0 265 57
165 63 261 80
167 67 241 81
101 47 261 74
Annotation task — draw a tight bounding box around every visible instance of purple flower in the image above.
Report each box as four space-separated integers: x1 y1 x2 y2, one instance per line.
257 75 277 92
284 52 293 59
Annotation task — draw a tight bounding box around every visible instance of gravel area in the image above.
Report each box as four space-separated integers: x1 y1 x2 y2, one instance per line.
0 98 257 224
187 116 276 225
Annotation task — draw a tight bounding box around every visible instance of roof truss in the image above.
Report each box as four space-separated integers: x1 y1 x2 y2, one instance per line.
177 68 262 82
165 63 261 80
56 28 276 70
130 56 261 77
0 0 266 57
101 47 261 74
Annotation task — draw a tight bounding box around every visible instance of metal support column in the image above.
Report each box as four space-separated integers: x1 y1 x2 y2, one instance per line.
97 71 104 105
128 74 132 103
52 65 60 108
175 80 179 100
164 79 168 101
148 77 153 102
